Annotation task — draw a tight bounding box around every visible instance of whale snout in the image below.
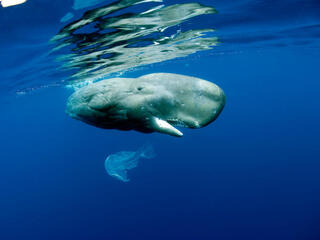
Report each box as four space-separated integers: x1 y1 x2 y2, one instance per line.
209 83 226 121
215 84 226 109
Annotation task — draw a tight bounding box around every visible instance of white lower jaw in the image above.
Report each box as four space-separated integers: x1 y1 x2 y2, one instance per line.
151 117 183 137
1 0 27 7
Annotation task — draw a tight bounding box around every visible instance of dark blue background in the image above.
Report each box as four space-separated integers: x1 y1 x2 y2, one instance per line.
0 0 320 239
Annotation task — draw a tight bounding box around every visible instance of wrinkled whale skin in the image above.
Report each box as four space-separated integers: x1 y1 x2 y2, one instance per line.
66 73 225 137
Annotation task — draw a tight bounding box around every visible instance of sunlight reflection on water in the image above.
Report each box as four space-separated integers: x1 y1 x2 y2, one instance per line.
51 0 218 86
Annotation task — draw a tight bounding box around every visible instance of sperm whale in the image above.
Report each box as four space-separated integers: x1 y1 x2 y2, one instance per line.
66 73 225 137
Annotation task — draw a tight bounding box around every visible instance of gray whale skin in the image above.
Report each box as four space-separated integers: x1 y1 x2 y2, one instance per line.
66 73 225 137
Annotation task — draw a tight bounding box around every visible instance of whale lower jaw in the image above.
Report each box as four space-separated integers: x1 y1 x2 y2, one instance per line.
150 117 183 137
1 0 27 7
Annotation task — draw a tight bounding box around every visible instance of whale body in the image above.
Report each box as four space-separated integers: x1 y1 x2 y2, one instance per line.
66 73 225 137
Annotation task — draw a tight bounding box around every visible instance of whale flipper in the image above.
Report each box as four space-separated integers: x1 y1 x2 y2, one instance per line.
150 117 183 137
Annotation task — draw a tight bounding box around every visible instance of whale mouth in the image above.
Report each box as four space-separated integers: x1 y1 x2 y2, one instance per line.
167 118 189 128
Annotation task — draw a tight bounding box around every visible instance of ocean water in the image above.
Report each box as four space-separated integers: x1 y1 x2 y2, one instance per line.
0 0 320 239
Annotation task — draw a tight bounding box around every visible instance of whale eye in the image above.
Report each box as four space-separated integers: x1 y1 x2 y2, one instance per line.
137 87 143 91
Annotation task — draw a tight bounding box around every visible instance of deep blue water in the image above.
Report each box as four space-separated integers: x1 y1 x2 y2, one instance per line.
1 0 320 239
